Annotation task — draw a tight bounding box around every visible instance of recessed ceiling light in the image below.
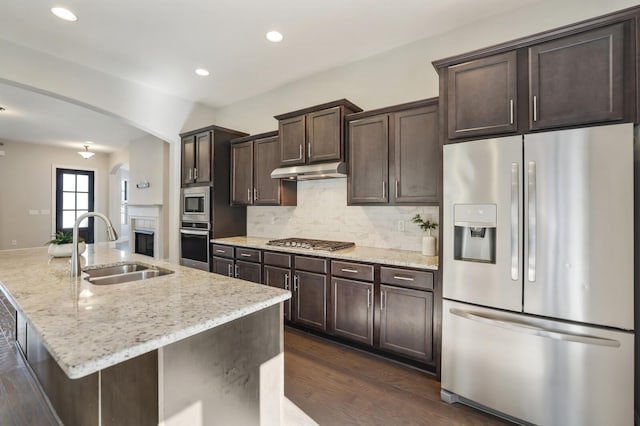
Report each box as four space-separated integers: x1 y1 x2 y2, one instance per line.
51 7 78 22
266 31 283 43
195 68 210 77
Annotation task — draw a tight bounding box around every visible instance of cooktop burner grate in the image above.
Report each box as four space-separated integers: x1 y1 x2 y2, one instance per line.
266 238 355 252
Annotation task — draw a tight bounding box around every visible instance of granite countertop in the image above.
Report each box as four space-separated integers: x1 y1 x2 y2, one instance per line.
211 236 439 271
0 244 290 379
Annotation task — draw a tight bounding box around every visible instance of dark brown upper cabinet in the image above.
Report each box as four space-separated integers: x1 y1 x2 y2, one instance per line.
230 131 296 206
275 99 362 167
529 23 625 130
180 125 248 187
347 99 439 205
447 51 517 139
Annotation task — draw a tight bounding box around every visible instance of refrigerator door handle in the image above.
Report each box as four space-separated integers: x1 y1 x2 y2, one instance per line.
510 162 519 281
527 161 537 282
449 308 621 348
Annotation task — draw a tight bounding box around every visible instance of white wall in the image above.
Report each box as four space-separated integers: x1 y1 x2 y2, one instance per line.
0 141 110 250
108 148 130 239
129 135 170 206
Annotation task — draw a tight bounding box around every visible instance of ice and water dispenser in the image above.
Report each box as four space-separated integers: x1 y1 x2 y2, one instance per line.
453 204 497 263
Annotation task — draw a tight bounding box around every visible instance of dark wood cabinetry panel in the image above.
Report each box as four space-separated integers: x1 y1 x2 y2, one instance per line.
294 270 327 331
181 135 196 185
307 106 342 163
529 23 626 130
212 256 233 277
380 285 433 363
393 106 439 203
332 278 374 346
347 115 389 204
194 131 211 184
254 136 280 204
264 265 292 320
447 51 518 139
236 260 262 283
331 260 374 282
212 244 234 258
230 141 253 205
279 115 306 166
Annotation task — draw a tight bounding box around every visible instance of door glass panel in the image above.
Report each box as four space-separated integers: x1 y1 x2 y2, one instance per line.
77 175 89 192
62 211 76 228
62 192 76 210
76 193 89 210
63 174 76 191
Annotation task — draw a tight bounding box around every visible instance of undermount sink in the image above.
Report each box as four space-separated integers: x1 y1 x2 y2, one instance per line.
83 262 173 285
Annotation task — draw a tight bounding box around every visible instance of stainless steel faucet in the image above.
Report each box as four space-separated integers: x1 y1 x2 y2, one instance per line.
70 212 119 277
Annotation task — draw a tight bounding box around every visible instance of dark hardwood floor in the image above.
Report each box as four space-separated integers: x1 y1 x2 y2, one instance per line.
0 293 507 426
284 327 510 426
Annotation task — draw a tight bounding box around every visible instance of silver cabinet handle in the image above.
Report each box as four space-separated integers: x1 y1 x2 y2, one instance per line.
240 253 252 257
341 268 358 273
247 188 251 202
194 168 198 180
284 273 290 290
293 275 299 292
395 180 399 199
382 181 386 199
393 275 414 281
511 162 519 281
367 288 371 308
509 99 514 125
253 188 258 201
227 264 232 277
308 142 312 158
527 161 537 282
234 264 239 278
380 290 386 311
188 168 193 180
299 144 303 160
533 95 538 122
215 249 226 253
450 308 620 347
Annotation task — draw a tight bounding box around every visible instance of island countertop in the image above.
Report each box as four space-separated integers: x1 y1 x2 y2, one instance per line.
211 236 439 271
0 244 290 379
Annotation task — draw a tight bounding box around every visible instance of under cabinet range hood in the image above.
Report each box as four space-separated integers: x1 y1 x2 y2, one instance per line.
270 161 347 180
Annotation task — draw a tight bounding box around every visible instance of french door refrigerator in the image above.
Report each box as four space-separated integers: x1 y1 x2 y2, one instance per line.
441 123 634 425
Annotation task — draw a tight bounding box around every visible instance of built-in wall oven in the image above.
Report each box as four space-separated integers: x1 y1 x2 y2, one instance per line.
180 187 211 271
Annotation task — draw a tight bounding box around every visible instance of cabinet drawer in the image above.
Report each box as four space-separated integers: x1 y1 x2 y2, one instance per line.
380 267 433 291
235 247 261 263
212 244 234 259
295 256 327 274
331 260 374 282
264 251 292 268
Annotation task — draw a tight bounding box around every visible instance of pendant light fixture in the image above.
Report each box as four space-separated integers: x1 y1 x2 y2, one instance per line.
78 144 95 159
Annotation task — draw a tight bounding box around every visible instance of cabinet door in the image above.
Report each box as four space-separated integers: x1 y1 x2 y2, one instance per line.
347 115 389 204
236 260 262 284
212 256 233 277
194 131 211 184
264 265 292 321
294 270 327 331
379 285 433 363
254 136 280 205
447 51 517 139
307 106 342 163
332 278 373 346
279 115 306 166
230 141 254 205
181 136 195 185
529 23 625 130
392 106 439 203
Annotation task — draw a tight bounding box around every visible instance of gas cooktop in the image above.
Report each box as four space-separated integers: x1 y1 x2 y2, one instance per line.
266 238 355 252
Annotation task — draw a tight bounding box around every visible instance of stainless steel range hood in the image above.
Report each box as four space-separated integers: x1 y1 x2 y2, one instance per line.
270 161 347 180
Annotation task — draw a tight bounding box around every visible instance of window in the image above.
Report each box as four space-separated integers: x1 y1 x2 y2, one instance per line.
55 169 95 243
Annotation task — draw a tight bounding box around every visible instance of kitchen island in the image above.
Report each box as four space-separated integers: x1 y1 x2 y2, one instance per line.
0 244 291 425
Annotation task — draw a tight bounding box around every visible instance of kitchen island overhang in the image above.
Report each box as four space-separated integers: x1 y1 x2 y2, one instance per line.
0 244 291 425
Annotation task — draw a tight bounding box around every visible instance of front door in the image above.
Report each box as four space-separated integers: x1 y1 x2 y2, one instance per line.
55 168 95 243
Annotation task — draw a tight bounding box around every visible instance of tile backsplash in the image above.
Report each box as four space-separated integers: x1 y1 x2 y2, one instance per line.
247 179 439 252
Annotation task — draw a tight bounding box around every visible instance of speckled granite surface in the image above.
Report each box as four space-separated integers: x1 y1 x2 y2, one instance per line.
211 236 439 271
0 244 290 379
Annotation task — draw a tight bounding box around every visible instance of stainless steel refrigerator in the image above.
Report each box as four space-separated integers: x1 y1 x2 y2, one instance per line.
441 123 634 425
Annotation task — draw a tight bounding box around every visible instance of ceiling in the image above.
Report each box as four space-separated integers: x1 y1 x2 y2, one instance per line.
0 0 539 151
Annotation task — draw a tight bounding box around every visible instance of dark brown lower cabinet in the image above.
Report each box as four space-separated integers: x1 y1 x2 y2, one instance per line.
332 278 373 346
293 270 327 331
379 284 433 363
212 256 234 277
235 260 262 283
264 265 292 320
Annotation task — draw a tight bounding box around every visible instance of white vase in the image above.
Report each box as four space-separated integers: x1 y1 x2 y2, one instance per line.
48 242 86 258
422 235 436 256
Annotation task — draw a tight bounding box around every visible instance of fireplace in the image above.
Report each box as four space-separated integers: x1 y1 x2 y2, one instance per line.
134 229 154 257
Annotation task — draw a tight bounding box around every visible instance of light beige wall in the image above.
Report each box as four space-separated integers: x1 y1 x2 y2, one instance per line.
0 141 110 250
129 135 170 206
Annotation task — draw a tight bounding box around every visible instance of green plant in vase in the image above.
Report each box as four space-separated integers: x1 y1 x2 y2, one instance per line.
45 231 85 258
410 214 438 256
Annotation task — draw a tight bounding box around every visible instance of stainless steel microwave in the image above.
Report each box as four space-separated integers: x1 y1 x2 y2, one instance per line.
181 187 210 223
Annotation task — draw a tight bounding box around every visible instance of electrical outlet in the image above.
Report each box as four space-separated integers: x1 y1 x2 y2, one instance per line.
11 240 17 246
396 220 405 232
